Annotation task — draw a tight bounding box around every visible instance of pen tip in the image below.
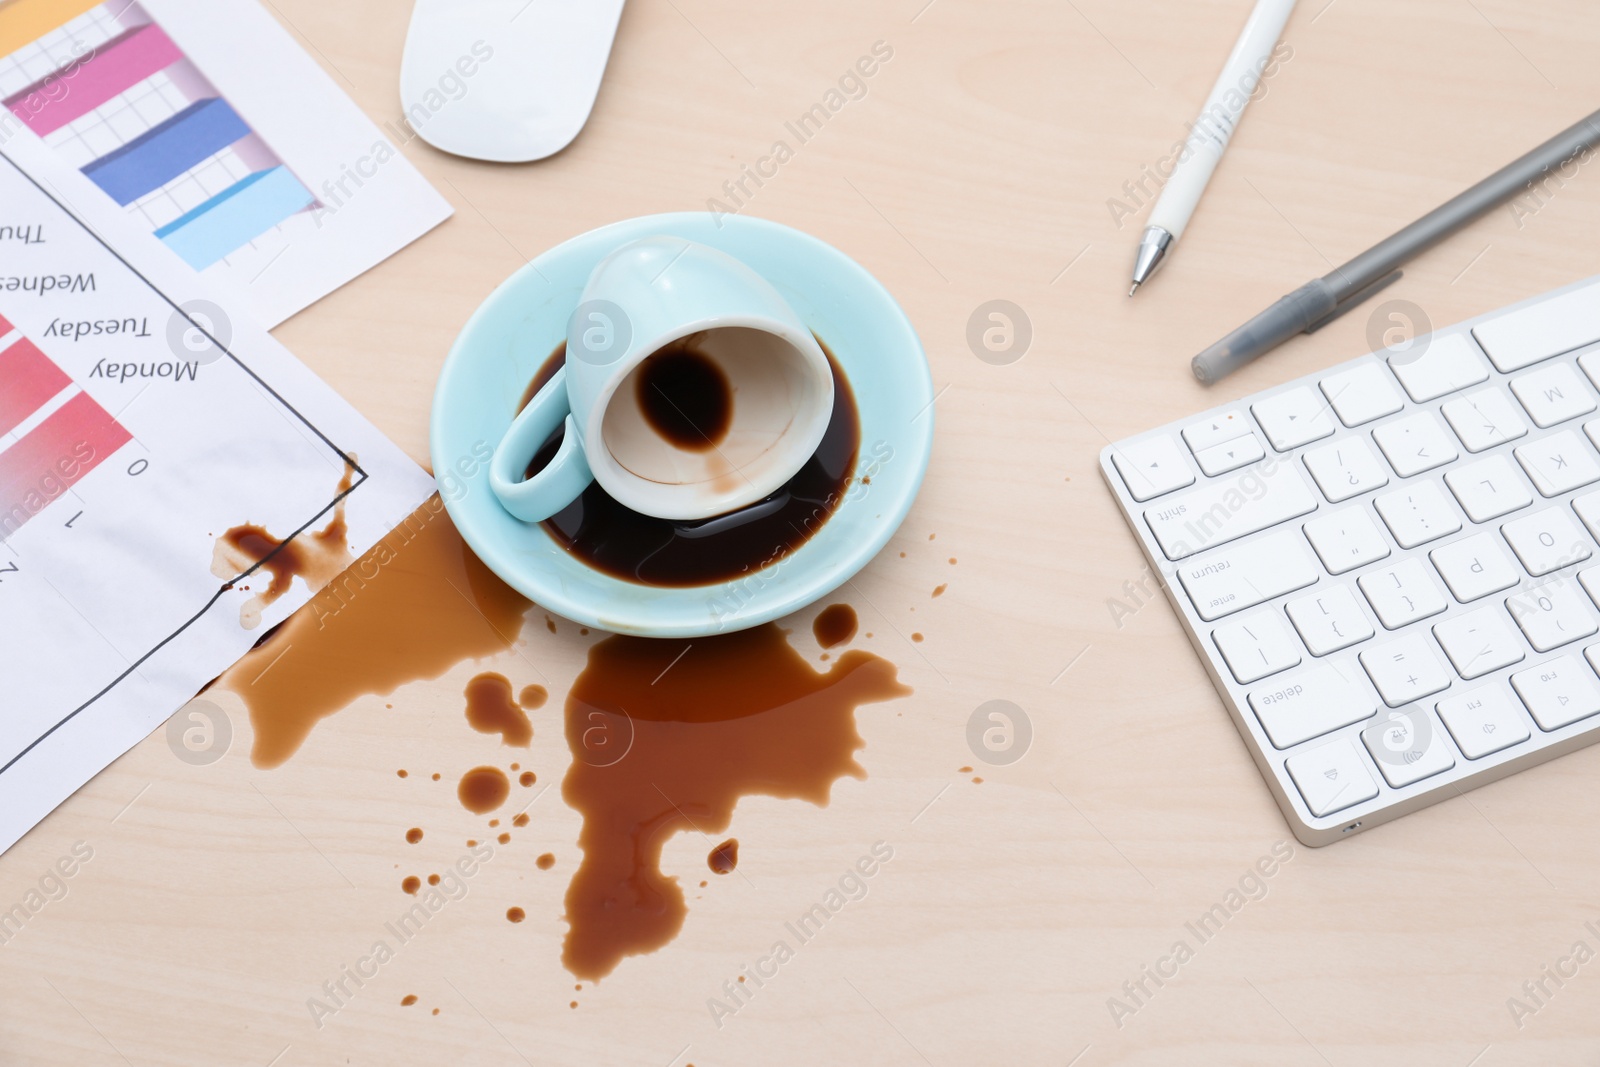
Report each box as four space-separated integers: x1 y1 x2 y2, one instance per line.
1127 282 1140 298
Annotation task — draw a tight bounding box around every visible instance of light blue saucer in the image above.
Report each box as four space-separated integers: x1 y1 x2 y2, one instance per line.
429 213 934 638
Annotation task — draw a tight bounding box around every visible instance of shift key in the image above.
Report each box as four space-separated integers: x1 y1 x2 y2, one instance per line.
1178 529 1319 621
1144 461 1318 560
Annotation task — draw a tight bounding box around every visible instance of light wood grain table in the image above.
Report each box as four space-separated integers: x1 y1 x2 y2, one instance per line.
6 0 1600 1064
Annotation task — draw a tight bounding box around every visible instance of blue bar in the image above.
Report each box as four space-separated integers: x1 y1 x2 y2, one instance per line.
81 97 251 206
154 166 315 269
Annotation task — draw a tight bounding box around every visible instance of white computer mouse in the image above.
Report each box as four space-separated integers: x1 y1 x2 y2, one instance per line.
399 0 626 163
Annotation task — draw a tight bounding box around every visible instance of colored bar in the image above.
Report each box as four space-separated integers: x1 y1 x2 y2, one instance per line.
0 391 130 535
0 0 103 58
155 165 314 269
3 23 182 137
0 338 71 437
81 97 249 205
0 311 10 334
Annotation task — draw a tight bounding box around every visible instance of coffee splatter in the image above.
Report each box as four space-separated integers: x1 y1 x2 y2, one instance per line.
507 907 526 923
519 771 536 787
405 828 423 844
402 876 420 895
537 853 555 870
216 498 530 768
464 672 533 746
811 604 858 649
459 766 510 814
520 684 548 710
708 838 739 875
560 624 909 980
211 462 356 629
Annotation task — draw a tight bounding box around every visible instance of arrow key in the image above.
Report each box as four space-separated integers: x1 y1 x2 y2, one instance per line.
1193 431 1266 476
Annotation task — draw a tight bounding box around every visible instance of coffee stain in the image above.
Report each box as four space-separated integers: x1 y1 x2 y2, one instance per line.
459 766 510 814
932 584 947 598
216 498 530 769
560 624 909 981
405 828 422 844
811 604 858 648
464 672 533 746
507 907 526 923
519 684 548 710
212 462 357 629
537 853 556 870
707 838 738 875
402 876 420 895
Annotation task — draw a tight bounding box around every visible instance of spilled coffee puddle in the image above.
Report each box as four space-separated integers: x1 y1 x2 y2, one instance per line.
216 497 529 767
560 624 909 981
212 483 910 986
212 462 356 629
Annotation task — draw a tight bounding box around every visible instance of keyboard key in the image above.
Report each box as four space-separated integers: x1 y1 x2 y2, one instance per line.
1515 429 1600 497
1286 738 1380 817
1361 707 1456 787
1143 463 1318 561
1510 363 1595 427
1512 655 1600 730
1286 585 1374 656
1303 437 1390 503
1430 533 1521 602
1501 508 1591 577
1374 482 1462 547
1580 350 1600 392
1253 386 1338 451
1320 363 1404 427
1446 455 1533 523
1111 436 1195 502
1213 609 1303 684
1388 332 1490 402
1574 567 1600 614
1250 661 1374 749
1177 529 1319 622
1193 433 1265 477
1507 580 1598 652
1437 686 1531 759
1573 490 1600 543
1361 632 1453 707
1359 558 1448 629
1182 410 1249 452
1442 387 1529 453
1303 507 1391 575
1432 607 1526 680
1372 411 1458 477
1473 279 1600 373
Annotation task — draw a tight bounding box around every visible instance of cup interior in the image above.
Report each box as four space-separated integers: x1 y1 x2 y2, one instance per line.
600 326 826 496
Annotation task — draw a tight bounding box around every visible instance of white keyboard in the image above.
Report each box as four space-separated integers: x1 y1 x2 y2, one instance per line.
1102 276 1600 846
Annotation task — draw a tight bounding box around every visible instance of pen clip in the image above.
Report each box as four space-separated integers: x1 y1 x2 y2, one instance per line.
1304 269 1404 334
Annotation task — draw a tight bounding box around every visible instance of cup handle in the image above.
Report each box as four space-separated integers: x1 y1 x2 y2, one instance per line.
489 366 594 522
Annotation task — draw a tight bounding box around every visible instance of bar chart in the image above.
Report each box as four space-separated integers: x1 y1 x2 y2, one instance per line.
0 0 315 270
0 317 132 536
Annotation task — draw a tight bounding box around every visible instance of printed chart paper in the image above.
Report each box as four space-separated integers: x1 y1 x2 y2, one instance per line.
0 136 438 856
0 0 452 325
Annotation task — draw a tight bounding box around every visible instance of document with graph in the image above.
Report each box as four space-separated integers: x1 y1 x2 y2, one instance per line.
0 0 451 325
0 135 437 855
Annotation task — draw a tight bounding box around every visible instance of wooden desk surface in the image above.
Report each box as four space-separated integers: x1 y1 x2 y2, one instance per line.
6 0 1600 1063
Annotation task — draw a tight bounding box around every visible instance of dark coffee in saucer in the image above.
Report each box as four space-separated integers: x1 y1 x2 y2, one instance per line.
518 337 860 587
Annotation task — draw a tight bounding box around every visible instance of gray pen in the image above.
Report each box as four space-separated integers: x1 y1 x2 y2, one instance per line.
1192 106 1600 384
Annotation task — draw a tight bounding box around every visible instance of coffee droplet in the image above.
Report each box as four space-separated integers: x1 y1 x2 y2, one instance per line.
401 876 420 895
405 827 423 844
401 995 417 1007
519 685 548 710
537 852 555 870
464 672 533 746
458 766 510 814
812 604 858 649
708 838 739 875
636 340 733 451
507 907 526 923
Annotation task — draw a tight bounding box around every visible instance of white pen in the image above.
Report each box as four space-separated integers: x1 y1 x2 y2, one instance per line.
1128 0 1298 296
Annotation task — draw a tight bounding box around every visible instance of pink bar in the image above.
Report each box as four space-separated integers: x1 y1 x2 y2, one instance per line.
3 23 183 137
0 391 131 534
0 338 71 438
0 311 11 334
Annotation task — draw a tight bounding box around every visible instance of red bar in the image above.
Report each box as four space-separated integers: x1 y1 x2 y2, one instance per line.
3 24 185 137
0 338 71 437
0 391 131 535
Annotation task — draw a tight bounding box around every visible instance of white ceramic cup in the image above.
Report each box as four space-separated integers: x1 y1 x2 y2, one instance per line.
489 236 836 522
